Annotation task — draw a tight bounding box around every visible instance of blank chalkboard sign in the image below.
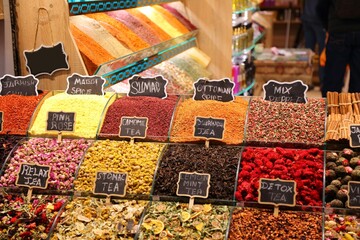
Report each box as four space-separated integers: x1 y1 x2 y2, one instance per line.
350 125 360 148
258 178 297 206
94 171 128 197
119 117 148 139
46 112 75 132
0 74 39 96
0 111 3 132
193 78 234 102
16 163 51 189
128 75 168 99
263 80 308 103
176 172 211 198
194 117 226 140
66 73 105 95
348 181 360 208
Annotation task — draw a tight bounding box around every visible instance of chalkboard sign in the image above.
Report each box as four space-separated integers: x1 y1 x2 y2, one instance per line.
119 117 148 139
263 80 308 103
0 74 39 96
193 78 234 102
350 125 360 148
23 42 69 77
46 112 75 132
94 171 128 197
194 117 226 140
128 75 168 99
348 181 360 208
16 163 51 189
176 172 211 198
258 178 297 206
66 73 105 95
0 111 3 132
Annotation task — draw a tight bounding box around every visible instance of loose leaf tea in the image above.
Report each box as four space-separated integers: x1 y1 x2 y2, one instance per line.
325 214 360 239
0 135 22 169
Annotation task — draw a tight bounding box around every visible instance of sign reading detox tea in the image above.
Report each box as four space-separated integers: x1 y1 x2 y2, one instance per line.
263 80 308 103
350 125 360 148
0 74 39 96
94 171 128 197
193 78 234 102
128 75 168 99
46 112 75 132
66 73 105 95
119 117 148 138
348 181 360 208
16 163 51 189
194 117 226 140
177 172 211 198
258 178 297 206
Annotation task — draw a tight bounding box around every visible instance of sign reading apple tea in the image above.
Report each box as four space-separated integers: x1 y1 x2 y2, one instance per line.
348 181 360 208
16 163 51 189
0 111 3 132
350 125 360 148
128 75 168 99
193 78 234 102
176 172 211 198
258 178 297 206
119 117 148 139
94 171 128 197
0 74 39 96
263 80 308 103
66 73 105 95
194 117 226 140
46 112 75 132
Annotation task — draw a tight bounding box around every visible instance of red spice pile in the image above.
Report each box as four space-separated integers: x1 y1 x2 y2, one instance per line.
235 147 324 206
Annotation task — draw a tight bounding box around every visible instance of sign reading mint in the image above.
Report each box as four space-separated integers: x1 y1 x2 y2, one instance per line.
94 171 128 197
258 178 297 206
47 112 75 132
194 117 225 140
128 75 168 99
177 172 211 198
119 117 148 138
66 73 105 95
263 80 308 103
193 78 234 102
0 74 39 96
350 125 360 148
16 163 51 189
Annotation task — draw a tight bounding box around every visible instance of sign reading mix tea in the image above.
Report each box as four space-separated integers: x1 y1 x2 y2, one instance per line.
128 75 168 99
119 116 148 139
263 80 308 103
94 171 128 197
66 73 105 95
16 163 51 189
350 125 360 148
258 178 297 206
194 117 226 140
193 78 234 102
177 172 211 198
0 74 39 96
46 112 75 132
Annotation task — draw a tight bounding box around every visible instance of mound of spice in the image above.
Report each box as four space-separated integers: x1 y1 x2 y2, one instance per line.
0 194 66 240
0 91 48 136
235 147 324 206
153 145 241 200
170 97 248 144
0 138 91 190
28 92 114 139
0 135 23 169
228 208 322 240
325 214 360 239
246 97 326 146
74 140 164 195
50 198 147 239
138 201 229 240
99 95 178 142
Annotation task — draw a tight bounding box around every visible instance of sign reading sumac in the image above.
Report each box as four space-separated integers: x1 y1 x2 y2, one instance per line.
119 117 148 139
46 112 75 132
263 80 308 103
193 78 234 102
94 171 128 197
0 74 39 96
128 75 168 99
66 73 105 95
350 125 360 148
16 163 51 189
176 172 211 198
194 117 225 140
258 178 297 206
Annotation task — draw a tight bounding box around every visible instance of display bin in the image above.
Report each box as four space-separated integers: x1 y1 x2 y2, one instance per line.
0 135 24 171
324 208 360 239
253 48 313 96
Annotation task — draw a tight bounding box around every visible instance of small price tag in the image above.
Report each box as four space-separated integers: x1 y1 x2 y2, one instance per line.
350 125 360 148
176 172 211 198
94 171 128 197
16 163 51 189
348 181 360 208
263 80 308 103
194 117 225 140
119 117 148 139
128 75 168 99
46 112 75 132
258 178 297 207
0 111 3 132
66 73 105 95
193 78 234 102
0 74 39 96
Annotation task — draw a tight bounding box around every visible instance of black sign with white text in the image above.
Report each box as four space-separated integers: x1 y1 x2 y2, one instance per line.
0 74 39 96
194 117 225 140
348 181 360 208
66 73 105 95
350 125 360 148
46 112 75 132
16 163 51 189
258 178 297 206
176 172 211 198
119 117 148 139
128 75 168 99
193 78 234 102
263 80 308 103
94 171 128 197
